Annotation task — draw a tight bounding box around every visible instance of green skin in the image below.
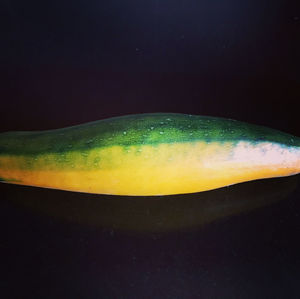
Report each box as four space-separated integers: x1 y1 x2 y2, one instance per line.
0 113 299 169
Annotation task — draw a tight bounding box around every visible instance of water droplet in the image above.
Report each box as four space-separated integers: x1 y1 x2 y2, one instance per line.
123 131 127 135
166 118 171 121
188 125 191 128
150 127 154 130
160 121 164 125
189 133 193 136
159 131 164 134
81 152 88 157
143 134 147 137
204 133 208 137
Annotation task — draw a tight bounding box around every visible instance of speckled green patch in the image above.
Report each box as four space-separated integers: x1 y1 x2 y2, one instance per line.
0 113 299 157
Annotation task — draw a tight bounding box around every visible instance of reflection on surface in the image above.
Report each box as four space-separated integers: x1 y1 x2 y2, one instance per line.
6 175 299 232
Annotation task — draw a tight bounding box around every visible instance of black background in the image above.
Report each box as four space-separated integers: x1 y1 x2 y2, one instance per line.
1 0 300 298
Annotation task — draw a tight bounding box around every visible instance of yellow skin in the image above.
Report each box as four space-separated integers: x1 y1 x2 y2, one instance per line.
0 140 299 196
0 113 300 196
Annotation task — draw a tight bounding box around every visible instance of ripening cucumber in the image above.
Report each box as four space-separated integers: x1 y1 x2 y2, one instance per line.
0 113 300 196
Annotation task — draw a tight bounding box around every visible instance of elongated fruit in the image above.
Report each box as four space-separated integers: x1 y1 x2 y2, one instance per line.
0 113 300 196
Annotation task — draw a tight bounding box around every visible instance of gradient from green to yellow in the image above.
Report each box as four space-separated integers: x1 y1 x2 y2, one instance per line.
1 113 300 195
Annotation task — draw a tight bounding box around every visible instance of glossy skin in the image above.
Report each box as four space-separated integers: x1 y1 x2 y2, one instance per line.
0 113 300 195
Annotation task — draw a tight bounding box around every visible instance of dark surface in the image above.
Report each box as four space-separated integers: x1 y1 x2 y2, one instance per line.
1 177 300 299
1 0 300 298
